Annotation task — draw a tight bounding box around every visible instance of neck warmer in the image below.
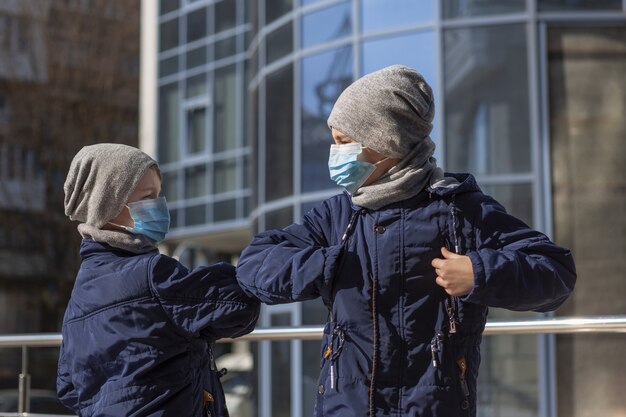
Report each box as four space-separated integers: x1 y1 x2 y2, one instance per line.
77 224 158 254
351 137 459 210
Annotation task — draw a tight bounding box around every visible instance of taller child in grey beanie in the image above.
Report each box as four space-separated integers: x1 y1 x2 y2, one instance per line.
327 64 459 210
236 65 576 417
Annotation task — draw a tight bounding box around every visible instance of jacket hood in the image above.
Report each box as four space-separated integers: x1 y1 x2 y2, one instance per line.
428 173 482 198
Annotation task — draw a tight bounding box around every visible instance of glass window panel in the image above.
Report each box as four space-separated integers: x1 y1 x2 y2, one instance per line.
214 199 237 221
214 158 237 194
186 107 206 154
214 65 237 152
161 170 179 202
243 155 251 189
185 165 207 198
443 0 525 18
215 36 237 60
444 25 530 175
250 88 259 206
361 0 433 33
186 8 207 43
302 339 322 417
265 207 293 229
159 18 179 51
243 61 254 147
265 65 293 201
243 196 251 216
159 56 178 78
301 2 351 49
186 73 207 98
538 0 622 11
169 208 179 228
160 0 179 15
215 0 237 32
186 45 207 69
477 334 539 416
480 183 533 227
269 313 292 417
265 0 292 24
185 204 206 226
158 83 180 163
266 22 293 64
362 31 440 148
549 27 626 417
301 47 352 192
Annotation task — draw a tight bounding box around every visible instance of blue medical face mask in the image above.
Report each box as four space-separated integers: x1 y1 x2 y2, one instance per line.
124 196 170 243
328 143 377 194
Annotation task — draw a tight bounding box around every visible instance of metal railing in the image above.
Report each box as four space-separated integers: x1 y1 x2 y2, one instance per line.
1 315 625 416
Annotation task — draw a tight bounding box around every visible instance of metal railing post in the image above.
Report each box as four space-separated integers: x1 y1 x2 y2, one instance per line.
18 345 31 414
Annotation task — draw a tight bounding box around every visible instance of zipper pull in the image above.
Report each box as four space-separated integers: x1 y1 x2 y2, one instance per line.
445 297 457 334
456 357 470 397
323 345 332 360
430 332 443 368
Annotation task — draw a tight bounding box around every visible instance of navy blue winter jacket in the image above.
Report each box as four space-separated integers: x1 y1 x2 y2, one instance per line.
236 173 576 417
57 240 260 417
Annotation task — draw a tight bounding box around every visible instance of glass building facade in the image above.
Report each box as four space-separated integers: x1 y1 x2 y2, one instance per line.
144 1 626 416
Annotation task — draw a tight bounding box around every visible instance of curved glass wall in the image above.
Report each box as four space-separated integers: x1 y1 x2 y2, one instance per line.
155 1 626 416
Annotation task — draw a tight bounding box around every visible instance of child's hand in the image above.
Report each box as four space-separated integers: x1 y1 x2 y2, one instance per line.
431 247 474 297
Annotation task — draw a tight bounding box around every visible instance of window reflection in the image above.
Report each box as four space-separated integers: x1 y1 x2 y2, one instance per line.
215 0 237 32
215 36 237 60
480 183 533 227
214 199 237 221
361 0 433 33
301 47 352 192
265 0 292 24
301 2 351 49
159 56 178 78
214 158 237 194
265 65 293 201
266 207 294 230
266 22 293 64
214 65 238 153
185 165 207 198
159 18 179 51
185 204 206 226
186 73 207 98
269 313 292 417
186 106 206 154
186 8 207 43
160 0 179 15
538 0 622 11
162 171 179 202
444 25 530 175
186 45 207 69
443 0 525 18
158 83 180 163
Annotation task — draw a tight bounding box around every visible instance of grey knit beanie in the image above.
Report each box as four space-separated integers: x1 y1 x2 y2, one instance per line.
327 65 434 159
64 143 158 228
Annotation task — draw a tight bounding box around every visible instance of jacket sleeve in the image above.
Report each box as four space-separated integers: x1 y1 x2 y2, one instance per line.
57 342 80 414
149 256 260 341
462 194 577 312
236 199 344 304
